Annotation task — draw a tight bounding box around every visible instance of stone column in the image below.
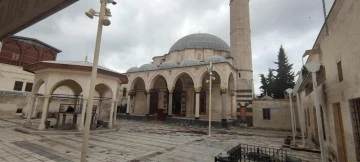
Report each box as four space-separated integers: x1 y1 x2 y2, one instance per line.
221 89 227 121
146 91 151 115
78 98 87 131
23 95 35 128
195 88 200 119
168 91 173 116
38 96 50 130
231 92 237 119
296 93 306 146
109 101 115 128
32 96 39 118
98 99 103 120
113 102 118 126
126 95 131 114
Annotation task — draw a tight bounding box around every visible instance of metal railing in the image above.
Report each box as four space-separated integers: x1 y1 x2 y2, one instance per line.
215 144 288 162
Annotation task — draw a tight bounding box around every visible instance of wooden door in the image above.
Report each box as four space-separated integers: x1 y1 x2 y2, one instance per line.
333 103 347 162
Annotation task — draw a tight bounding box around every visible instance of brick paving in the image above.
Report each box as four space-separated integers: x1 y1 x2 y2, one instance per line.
0 118 321 162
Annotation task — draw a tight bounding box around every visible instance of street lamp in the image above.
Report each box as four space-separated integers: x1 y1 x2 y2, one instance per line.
206 62 216 137
285 88 296 146
81 0 116 161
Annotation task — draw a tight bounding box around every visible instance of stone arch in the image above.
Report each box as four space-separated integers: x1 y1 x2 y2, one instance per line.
49 79 83 96
228 72 235 91
129 77 146 91
149 74 168 90
171 71 195 90
129 77 147 114
199 69 222 87
95 83 114 99
32 79 45 94
171 72 195 117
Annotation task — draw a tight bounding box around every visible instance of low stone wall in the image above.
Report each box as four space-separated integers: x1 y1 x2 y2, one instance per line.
0 90 28 118
117 114 236 128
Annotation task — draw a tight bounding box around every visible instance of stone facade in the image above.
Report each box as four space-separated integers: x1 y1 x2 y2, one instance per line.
252 99 293 130
293 0 360 161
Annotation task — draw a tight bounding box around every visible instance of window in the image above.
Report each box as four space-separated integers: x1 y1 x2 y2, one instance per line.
263 108 270 120
11 53 20 61
337 61 343 82
122 88 127 97
317 65 326 85
13 81 23 91
25 82 33 92
350 98 360 160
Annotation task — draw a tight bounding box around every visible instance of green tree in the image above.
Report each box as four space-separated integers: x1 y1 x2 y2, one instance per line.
259 74 268 97
259 68 275 97
267 68 275 97
273 45 295 99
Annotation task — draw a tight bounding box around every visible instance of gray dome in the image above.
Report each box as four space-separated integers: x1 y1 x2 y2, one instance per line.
127 66 140 73
169 33 230 53
180 58 201 67
139 63 158 71
159 61 179 69
204 55 228 64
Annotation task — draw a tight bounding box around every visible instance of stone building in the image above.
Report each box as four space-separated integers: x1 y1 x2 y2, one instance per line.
121 0 254 126
0 36 62 118
293 0 360 161
0 36 61 92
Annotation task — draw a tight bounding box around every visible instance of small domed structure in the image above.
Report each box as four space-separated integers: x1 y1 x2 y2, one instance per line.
204 55 227 64
159 61 179 69
180 58 201 67
139 63 158 71
127 66 140 73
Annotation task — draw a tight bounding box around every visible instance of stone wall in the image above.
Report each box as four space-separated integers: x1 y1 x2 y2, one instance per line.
252 99 292 130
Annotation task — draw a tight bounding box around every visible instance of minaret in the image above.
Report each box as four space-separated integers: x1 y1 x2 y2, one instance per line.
230 0 254 120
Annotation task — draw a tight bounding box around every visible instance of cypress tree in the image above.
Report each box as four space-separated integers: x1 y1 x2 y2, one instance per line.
267 68 275 97
273 45 295 99
259 74 268 97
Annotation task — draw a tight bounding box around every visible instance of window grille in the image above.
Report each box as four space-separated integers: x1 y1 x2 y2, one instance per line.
262 108 270 120
350 98 360 161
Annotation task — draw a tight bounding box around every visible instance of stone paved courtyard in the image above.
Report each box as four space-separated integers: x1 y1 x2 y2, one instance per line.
0 118 321 162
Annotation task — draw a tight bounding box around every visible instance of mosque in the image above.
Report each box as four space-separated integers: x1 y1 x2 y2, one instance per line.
121 0 254 125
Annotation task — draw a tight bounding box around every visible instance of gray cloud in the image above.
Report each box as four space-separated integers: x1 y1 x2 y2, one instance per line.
17 0 334 94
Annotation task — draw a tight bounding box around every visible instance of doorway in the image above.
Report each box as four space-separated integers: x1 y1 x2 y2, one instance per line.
333 103 347 162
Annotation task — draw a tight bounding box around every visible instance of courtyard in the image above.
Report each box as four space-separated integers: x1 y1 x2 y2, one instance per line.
0 118 320 162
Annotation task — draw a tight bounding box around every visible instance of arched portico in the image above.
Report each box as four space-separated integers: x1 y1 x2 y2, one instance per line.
23 60 127 131
148 75 168 120
171 73 195 117
128 77 147 114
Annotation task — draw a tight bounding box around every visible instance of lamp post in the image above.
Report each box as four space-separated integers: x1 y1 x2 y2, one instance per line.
206 62 216 137
305 62 326 162
285 88 296 145
81 0 116 161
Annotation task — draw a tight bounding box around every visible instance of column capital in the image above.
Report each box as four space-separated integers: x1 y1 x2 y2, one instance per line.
195 87 202 93
168 87 174 93
220 88 228 94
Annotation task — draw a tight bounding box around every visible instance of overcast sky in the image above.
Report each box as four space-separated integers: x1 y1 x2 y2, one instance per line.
18 0 334 94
